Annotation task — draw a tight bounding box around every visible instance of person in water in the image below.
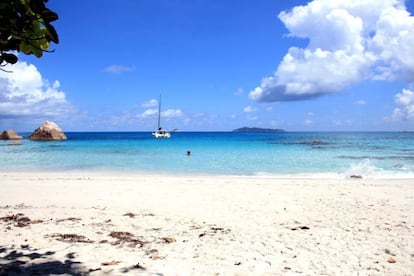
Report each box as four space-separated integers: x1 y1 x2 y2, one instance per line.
186 150 191 156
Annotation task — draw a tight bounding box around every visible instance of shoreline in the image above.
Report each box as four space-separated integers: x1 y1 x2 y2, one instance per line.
2 168 414 180
1 171 413 274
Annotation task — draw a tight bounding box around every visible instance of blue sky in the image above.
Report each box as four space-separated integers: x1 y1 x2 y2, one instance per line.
1 0 414 131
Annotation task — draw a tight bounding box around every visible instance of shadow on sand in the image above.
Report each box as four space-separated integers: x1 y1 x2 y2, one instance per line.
0 245 95 276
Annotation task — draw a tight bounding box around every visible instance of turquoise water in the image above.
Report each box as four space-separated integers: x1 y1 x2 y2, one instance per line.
1 132 414 177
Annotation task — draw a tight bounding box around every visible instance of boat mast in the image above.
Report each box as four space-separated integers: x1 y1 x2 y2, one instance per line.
158 94 161 129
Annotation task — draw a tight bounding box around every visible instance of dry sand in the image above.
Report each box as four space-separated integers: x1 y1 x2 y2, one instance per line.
0 171 413 275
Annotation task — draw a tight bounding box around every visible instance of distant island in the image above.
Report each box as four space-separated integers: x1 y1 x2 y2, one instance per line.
232 127 285 133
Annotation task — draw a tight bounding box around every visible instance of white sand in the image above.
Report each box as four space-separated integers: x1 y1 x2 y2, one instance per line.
0 171 413 275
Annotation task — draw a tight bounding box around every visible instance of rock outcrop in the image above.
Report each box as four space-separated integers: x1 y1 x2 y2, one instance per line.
29 121 67 141
0 130 22 140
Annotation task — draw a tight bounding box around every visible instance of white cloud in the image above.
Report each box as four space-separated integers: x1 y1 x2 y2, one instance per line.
105 65 135 74
354 100 366 105
142 98 158 108
333 119 353 126
392 88 414 120
137 108 158 118
138 99 183 119
304 119 313 126
371 6 414 81
137 107 184 128
249 0 414 102
246 115 258 121
395 88 414 106
243 106 256 113
0 61 72 121
162 109 184 118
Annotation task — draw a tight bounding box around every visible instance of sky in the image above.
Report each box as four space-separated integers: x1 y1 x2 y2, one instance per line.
1 0 414 132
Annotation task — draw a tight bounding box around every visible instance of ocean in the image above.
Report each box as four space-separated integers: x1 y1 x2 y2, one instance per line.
1 132 414 178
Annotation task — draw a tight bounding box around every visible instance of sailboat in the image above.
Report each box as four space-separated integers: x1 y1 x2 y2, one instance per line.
152 95 171 138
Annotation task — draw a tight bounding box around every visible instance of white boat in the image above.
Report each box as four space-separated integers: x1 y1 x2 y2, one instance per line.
152 95 171 138
152 127 171 138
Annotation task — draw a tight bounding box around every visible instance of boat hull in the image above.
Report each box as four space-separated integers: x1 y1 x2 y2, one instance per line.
152 131 171 138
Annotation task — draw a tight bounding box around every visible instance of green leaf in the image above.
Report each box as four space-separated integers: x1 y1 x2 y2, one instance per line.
20 41 43 57
0 0 59 64
42 8 58 23
45 23 59 43
28 0 46 14
3 53 18 64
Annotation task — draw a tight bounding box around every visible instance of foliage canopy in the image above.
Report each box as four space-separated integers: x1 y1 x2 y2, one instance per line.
0 0 59 68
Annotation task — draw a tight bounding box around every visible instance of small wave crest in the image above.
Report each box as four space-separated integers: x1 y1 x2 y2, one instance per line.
341 159 414 179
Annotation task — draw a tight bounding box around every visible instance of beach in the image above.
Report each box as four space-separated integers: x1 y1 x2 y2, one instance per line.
0 172 413 275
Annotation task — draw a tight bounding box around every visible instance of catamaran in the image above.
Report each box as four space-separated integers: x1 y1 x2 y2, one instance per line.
152 95 171 138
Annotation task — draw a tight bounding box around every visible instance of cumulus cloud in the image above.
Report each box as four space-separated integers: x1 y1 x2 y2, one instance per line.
392 88 414 120
0 61 72 121
162 109 183 118
137 108 158 118
138 99 183 119
137 108 184 119
105 65 135 74
142 98 158 108
249 0 414 102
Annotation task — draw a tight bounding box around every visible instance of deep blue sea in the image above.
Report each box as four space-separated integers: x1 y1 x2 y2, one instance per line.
1 132 414 178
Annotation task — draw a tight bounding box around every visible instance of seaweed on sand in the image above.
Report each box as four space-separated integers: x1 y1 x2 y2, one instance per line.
109 231 147 247
49 233 94 243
